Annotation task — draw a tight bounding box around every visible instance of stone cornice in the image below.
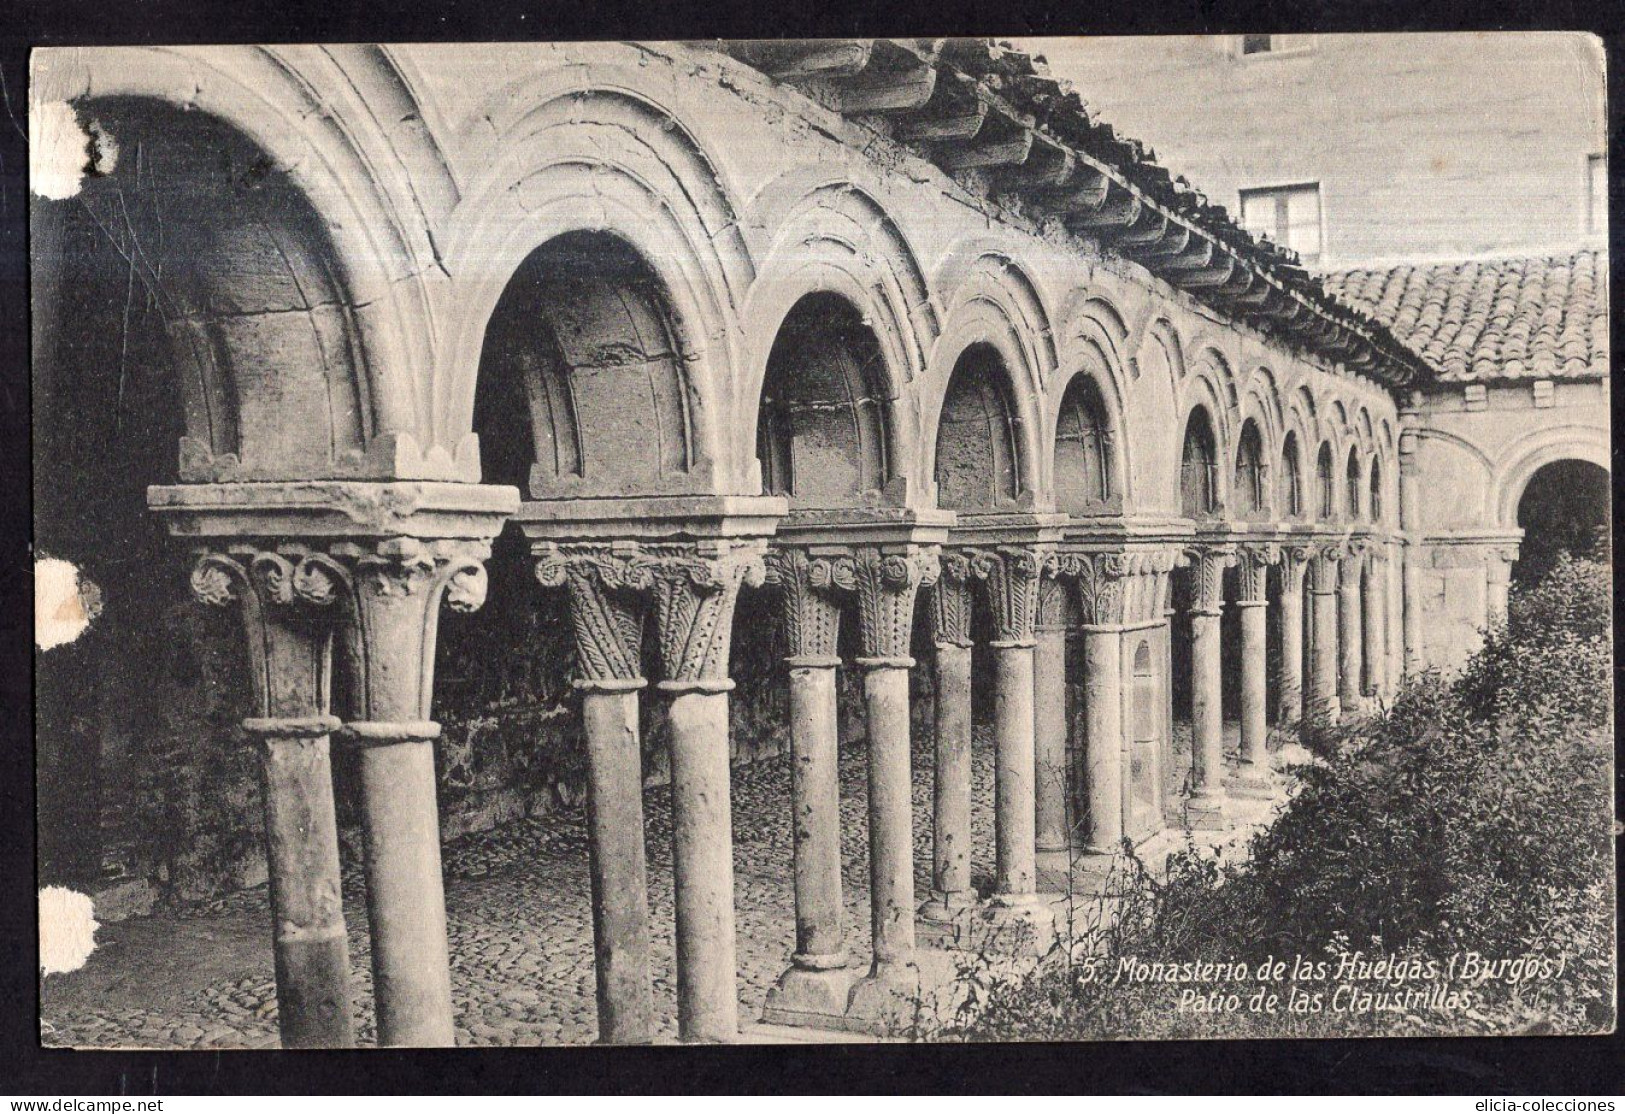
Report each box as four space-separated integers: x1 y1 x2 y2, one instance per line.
148 481 519 541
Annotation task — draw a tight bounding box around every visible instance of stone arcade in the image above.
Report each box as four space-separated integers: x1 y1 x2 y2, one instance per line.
29 40 1604 1047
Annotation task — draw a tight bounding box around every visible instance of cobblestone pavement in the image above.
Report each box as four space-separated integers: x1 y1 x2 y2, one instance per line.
42 727 1008 1049
41 721 1264 1049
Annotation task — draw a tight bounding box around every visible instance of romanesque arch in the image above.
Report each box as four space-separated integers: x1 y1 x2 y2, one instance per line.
1281 431 1307 520
1234 420 1269 519
933 343 1027 510
756 292 896 507
1346 447 1366 522
1316 441 1337 520
1053 371 1120 515
1179 405 1222 519
439 84 753 491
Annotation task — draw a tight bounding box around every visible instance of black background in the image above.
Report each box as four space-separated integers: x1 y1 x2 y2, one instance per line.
4 0 1624 1095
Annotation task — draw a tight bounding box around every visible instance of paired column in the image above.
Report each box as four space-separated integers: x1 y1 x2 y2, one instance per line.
1337 543 1366 717
534 545 655 1045
1066 553 1129 861
845 546 938 1024
1276 547 1309 726
1184 545 1233 829
762 548 854 1024
190 547 354 1049
1032 575 1071 877
1305 546 1344 728
1231 544 1277 797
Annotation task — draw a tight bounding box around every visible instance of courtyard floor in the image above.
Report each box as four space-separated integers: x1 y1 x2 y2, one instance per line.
40 722 1272 1048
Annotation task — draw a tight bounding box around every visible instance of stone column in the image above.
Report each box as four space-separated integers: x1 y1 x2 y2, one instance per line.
189 548 354 1049
645 541 766 1044
922 554 974 923
1399 429 1424 675
533 544 655 1045
1386 541 1405 695
846 546 937 1026
1033 574 1071 878
1362 550 1387 702
1065 552 1128 865
1306 546 1343 728
332 537 495 1047
762 547 854 1024
1184 545 1232 829
1338 544 1365 717
1276 546 1309 727
1232 544 1276 798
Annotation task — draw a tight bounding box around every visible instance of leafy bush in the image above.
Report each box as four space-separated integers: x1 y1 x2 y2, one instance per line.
933 555 1615 1040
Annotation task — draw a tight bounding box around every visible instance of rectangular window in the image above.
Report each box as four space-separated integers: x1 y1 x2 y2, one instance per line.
1588 154 1607 234
1240 183 1323 265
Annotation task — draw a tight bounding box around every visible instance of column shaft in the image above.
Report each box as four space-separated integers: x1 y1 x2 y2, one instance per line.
1362 561 1386 700
1237 602 1269 771
931 643 974 906
863 665 917 970
1338 566 1363 712
580 686 654 1044
663 686 739 1043
1310 586 1340 726
1278 584 1304 725
1033 628 1070 866
787 664 845 966
1188 610 1226 819
991 642 1038 901
260 727 353 1048
1081 628 1123 853
357 734 456 1047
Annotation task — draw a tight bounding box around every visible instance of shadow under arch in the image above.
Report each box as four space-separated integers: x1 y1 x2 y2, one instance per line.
933 342 1028 511
476 230 702 500
755 291 899 509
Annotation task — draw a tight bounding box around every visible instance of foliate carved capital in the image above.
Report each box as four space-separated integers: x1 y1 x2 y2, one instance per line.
328 536 494 614
1306 544 1344 594
961 544 1048 644
1280 545 1313 592
930 550 974 649
853 546 939 662
190 546 349 622
1235 543 1279 604
642 542 767 685
1184 544 1236 615
1053 551 1129 627
533 543 648 685
764 547 855 662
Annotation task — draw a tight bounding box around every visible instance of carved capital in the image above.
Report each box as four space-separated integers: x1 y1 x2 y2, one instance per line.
764 547 855 662
1184 544 1236 615
1306 544 1344 594
188 546 347 721
1035 569 1071 632
853 545 939 662
1053 550 1129 627
930 550 974 649
325 536 494 723
1235 543 1279 604
961 544 1047 644
1279 545 1313 593
534 542 649 684
640 541 767 685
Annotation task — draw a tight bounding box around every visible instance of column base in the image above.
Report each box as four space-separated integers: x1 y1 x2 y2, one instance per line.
762 962 859 1029
840 962 923 1036
969 897 1058 957
916 890 977 951
1226 765 1278 800
1035 844 1072 879
1184 792 1231 831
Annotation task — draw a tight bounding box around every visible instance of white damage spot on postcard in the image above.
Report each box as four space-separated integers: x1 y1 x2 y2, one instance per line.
39 886 99 976
36 557 102 650
30 100 116 201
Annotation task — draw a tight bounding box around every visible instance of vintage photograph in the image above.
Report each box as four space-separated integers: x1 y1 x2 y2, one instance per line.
30 35 1613 1049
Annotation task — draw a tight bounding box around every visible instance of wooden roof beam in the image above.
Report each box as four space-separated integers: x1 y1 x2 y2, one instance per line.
827 40 940 114
728 40 876 80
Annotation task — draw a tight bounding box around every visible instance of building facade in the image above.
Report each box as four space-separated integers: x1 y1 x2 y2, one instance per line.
29 38 1591 1047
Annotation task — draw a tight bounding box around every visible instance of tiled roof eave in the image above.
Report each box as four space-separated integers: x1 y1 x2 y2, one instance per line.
717 38 1435 392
